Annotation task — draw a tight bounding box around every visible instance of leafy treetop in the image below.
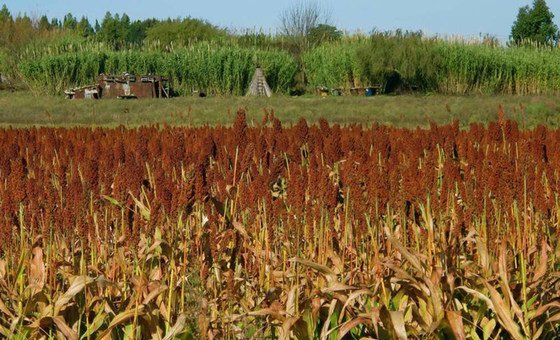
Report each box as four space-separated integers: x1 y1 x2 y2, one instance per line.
511 0 559 46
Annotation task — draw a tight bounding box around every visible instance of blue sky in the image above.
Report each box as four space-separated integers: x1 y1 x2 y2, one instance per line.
2 0 560 40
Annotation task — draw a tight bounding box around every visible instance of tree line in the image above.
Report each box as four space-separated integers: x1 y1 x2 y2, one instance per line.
0 5 232 50
0 2 345 54
1 0 558 53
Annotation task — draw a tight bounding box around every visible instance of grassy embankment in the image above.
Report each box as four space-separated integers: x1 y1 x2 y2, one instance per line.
1 91 560 128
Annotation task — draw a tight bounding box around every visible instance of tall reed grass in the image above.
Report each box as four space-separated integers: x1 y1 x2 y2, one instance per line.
18 43 297 95
304 36 560 95
14 32 560 95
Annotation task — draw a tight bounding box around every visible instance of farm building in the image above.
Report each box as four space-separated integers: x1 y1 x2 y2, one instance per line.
65 74 170 99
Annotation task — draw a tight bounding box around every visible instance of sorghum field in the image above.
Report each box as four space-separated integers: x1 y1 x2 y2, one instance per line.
1 110 560 339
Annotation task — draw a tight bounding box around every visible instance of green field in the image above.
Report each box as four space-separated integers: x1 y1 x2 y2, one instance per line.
1 91 560 128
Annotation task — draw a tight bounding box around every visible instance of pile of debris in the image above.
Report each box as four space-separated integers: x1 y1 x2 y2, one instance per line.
0 73 14 91
65 73 170 99
316 85 382 97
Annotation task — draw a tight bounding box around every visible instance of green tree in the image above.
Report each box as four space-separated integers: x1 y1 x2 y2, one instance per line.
98 12 141 47
128 19 157 44
13 15 34 46
0 4 14 46
98 12 120 47
50 18 61 29
511 0 559 46
0 4 11 23
38 15 51 31
62 13 77 30
76 16 94 37
146 17 226 45
119 13 131 43
308 24 342 45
